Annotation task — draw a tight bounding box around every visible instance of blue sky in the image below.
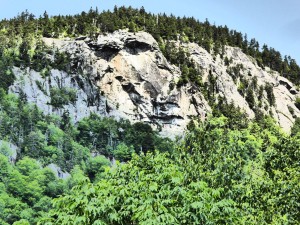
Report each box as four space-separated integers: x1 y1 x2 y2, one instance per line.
1 0 299 63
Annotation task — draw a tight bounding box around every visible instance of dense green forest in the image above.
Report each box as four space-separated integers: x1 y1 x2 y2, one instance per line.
39 117 300 225
0 6 299 225
0 89 172 224
0 93 299 224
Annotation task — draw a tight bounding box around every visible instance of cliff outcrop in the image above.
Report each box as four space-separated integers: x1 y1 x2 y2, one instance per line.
9 30 300 136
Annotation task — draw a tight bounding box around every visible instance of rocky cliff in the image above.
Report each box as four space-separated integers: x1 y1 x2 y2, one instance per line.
185 42 300 131
9 30 300 136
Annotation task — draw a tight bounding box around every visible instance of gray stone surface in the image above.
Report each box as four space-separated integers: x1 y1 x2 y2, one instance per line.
0 140 18 164
47 163 70 179
9 30 300 137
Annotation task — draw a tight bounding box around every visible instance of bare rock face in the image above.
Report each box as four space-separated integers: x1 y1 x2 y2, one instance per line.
9 30 300 136
184 44 300 132
185 43 255 118
47 163 70 179
91 32 210 137
89 31 210 137
11 30 210 138
10 67 106 122
0 140 18 164
224 47 300 131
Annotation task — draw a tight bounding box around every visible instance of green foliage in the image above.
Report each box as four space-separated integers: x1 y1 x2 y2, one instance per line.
76 115 161 157
85 155 110 182
23 130 46 159
288 105 295 116
265 83 276 106
242 76 259 112
41 151 239 225
212 97 249 129
13 219 30 225
162 43 202 88
0 141 13 157
245 87 255 109
127 122 156 153
291 117 300 136
295 97 300 110
178 117 298 223
0 90 171 171
0 153 74 224
41 116 300 224
0 31 73 92
113 142 134 162
50 87 77 108
0 68 15 91
227 63 244 84
0 87 299 224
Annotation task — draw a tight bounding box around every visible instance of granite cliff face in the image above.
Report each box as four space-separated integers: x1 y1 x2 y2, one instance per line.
9 30 300 136
184 42 300 131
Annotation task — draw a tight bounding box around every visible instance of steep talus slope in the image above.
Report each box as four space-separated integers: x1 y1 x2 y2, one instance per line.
9 30 300 135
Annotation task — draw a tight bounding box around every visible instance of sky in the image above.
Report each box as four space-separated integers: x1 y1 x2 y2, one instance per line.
0 0 299 63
